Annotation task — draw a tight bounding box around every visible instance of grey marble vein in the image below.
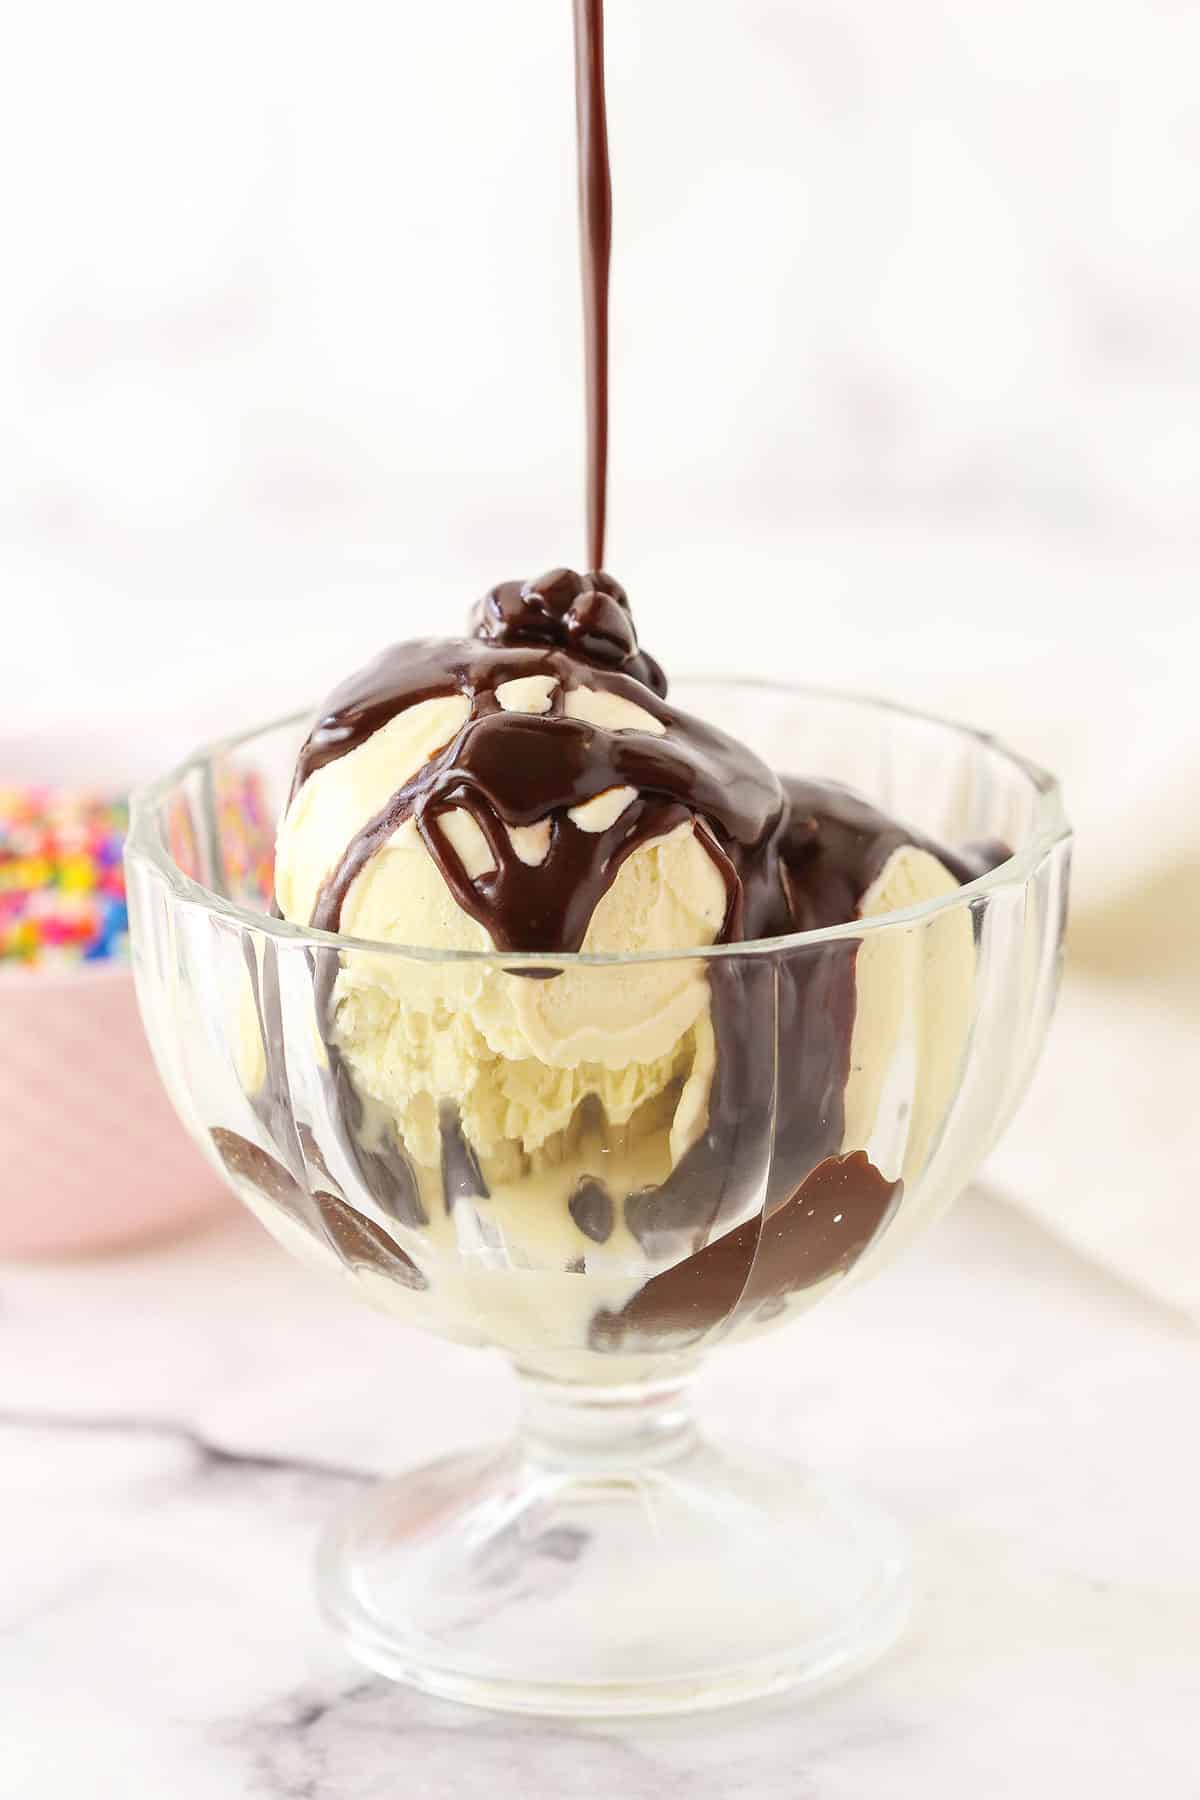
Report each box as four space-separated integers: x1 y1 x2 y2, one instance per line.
0 1410 366 1487
229 1678 701 1800
223 1666 923 1800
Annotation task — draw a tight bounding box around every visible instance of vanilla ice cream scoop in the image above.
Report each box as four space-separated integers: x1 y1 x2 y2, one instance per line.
267 570 1002 1360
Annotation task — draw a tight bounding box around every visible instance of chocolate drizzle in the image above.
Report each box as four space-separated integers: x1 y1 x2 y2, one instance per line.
299 592 782 957
297 579 987 962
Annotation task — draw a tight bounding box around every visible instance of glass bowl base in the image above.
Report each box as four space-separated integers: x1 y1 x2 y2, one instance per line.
316 1391 911 1717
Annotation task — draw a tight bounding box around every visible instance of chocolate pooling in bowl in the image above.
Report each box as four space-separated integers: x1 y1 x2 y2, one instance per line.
592 1153 903 1349
208 1127 426 1291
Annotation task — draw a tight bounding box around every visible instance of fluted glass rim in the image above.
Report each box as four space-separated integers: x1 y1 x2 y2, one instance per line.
126 680 1071 968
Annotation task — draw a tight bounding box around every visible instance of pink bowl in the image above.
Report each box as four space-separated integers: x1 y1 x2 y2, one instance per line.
0 961 232 1258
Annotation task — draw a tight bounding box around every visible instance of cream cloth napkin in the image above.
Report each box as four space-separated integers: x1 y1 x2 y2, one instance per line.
982 622 1200 1323
990 976 1200 1323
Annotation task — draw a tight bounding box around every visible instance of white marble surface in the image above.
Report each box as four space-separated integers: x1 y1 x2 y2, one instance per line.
2 1188 1197 1797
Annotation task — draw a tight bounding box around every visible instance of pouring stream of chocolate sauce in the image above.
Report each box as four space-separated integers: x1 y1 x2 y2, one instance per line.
573 0 611 572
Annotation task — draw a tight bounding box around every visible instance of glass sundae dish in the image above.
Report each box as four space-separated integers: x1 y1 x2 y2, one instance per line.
125 570 1070 1714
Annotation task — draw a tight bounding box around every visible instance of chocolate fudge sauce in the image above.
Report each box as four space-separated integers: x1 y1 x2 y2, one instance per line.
280 569 1003 1342
593 1154 902 1347
239 3 1011 1347
298 571 986 958
209 1127 426 1290
573 0 611 571
300 582 774 955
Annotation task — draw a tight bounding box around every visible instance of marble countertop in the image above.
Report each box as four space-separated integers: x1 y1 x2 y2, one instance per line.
2 1187 1197 1798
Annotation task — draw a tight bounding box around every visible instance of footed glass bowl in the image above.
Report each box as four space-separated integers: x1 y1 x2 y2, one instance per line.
126 684 1070 1716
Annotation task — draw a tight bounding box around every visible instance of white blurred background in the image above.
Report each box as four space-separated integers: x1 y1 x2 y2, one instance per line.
4 2 1196 989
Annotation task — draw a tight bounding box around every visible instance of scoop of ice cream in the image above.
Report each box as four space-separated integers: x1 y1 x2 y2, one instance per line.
275 623 739 1192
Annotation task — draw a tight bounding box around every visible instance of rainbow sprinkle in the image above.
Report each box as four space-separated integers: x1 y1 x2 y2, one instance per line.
0 787 129 967
1 768 274 968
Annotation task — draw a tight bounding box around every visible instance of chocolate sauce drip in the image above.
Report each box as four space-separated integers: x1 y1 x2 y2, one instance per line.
592 1154 902 1349
572 0 611 571
603 776 990 1333
300 615 781 957
209 1128 425 1291
775 776 986 923
211 1127 301 1208
317 1191 427 1289
297 578 986 962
